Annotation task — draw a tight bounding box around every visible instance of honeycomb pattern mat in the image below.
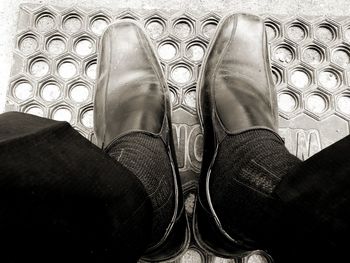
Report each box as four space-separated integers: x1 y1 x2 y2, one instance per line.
6 3 350 263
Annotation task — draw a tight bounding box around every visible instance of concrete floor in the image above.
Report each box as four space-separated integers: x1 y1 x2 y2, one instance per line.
1 0 350 113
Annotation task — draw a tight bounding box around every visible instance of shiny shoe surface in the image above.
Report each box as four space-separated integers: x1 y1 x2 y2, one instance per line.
194 13 280 257
94 20 189 261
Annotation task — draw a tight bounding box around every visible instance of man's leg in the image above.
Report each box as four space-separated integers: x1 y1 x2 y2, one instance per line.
0 112 152 263
209 129 350 262
275 133 350 261
195 12 350 262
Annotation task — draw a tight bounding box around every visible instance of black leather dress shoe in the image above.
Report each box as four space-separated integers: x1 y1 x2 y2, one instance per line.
193 13 279 257
93 20 189 261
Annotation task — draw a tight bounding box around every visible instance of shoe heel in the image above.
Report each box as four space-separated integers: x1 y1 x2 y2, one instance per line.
141 211 190 262
193 196 252 258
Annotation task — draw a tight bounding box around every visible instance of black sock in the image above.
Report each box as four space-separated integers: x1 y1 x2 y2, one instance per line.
209 129 301 247
106 132 175 247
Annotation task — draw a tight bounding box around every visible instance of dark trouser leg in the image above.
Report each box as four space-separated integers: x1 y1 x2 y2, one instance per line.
0 112 152 263
274 133 350 261
209 129 350 262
